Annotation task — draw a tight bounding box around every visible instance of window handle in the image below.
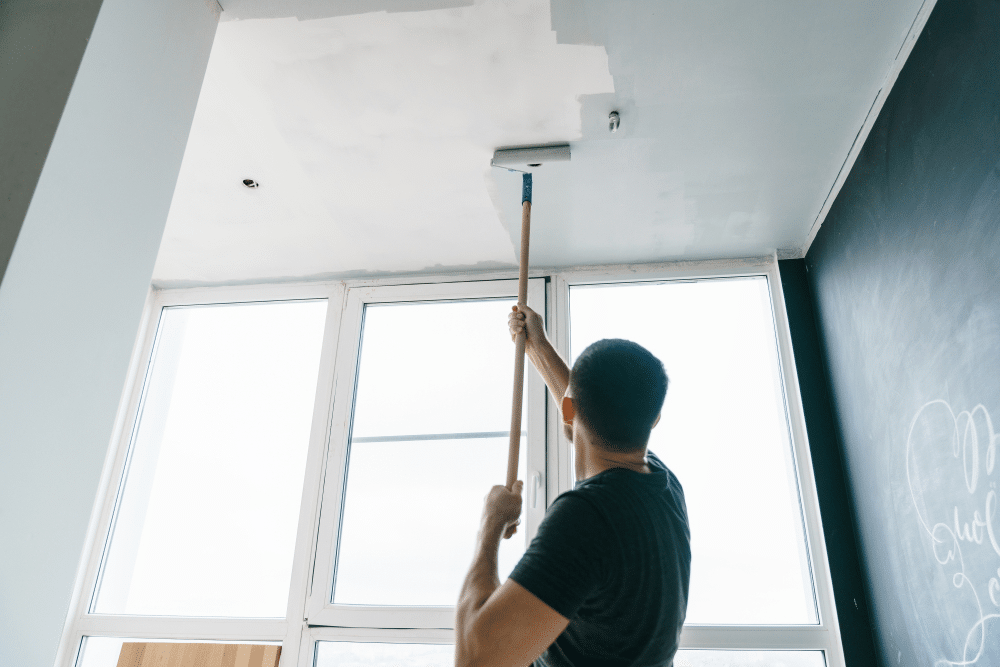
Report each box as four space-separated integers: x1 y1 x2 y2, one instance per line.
530 472 543 509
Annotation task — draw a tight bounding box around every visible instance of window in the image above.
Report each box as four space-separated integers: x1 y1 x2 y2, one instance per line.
63 286 339 667
569 278 814 625
93 301 327 619
307 278 547 628
62 260 843 667
560 265 840 661
333 300 528 606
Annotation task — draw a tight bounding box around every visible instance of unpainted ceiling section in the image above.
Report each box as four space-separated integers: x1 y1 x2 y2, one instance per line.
153 0 925 285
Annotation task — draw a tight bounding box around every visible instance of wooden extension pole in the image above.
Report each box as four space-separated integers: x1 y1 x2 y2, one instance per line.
507 173 532 490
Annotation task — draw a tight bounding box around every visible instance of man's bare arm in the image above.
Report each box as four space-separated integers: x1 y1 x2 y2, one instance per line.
455 483 569 667
508 306 570 403
456 579 569 667
456 484 519 647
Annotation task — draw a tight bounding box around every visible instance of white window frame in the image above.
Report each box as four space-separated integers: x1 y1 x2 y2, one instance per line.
58 257 844 667
551 257 845 666
305 277 548 629
57 281 348 667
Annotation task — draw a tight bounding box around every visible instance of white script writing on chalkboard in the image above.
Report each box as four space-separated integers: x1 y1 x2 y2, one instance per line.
907 400 1000 666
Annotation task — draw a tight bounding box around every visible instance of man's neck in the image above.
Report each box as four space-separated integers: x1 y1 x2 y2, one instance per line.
575 439 650 480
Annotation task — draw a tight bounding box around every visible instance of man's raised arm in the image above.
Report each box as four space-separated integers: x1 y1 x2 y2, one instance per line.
454 482 569 667
508 305 570 404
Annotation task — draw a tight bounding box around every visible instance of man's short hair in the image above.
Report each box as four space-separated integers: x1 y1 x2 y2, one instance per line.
569 339 668 452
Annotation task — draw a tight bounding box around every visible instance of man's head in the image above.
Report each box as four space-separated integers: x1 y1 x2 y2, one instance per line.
562 339 668 452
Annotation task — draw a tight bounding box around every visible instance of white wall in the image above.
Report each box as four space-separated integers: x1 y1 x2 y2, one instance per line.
0 0 218 664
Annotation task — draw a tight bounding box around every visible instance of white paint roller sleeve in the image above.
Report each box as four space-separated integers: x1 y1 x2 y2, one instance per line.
491 144 571 172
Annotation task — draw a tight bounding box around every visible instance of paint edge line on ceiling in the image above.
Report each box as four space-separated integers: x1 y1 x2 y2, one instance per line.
798 0 937 257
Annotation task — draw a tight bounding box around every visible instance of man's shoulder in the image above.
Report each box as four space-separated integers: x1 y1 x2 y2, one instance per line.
546 487 607 522
564 456 688 532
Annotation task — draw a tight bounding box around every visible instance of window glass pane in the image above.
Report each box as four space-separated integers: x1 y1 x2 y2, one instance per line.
569 278 816 625
94 300 327 617
674 650 826 666
350 300 519 437
315 642 453 667
334 299 527 605
77 638 280 667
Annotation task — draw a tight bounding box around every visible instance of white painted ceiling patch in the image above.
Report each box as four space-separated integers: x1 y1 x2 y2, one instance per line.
155 0 613 284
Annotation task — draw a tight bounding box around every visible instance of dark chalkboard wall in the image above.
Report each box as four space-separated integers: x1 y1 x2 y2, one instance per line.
806 1 1000 665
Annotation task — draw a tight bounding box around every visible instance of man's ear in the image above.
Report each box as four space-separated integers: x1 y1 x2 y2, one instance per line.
651 412 661 429
561 395 575 425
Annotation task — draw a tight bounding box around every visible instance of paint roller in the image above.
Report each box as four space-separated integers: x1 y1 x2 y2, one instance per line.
491 143 571 490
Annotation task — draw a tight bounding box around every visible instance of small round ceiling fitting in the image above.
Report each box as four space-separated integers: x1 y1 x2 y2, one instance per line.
243 179 259 188
609 111 620 133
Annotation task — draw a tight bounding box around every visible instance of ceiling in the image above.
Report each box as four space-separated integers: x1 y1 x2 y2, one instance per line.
152 0 925 285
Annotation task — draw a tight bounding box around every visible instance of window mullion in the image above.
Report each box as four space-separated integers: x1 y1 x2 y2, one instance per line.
525 278 549 541
547 274 574 500
281 284 347 663
311 606 455 630
305 287 365 624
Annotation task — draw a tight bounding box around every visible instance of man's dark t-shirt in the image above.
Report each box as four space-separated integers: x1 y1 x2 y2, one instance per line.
509 451 691 667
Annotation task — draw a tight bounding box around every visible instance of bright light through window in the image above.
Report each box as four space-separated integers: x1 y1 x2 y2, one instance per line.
674 650 826 666
315 642 454 667
333 299 526 606
94 301 327 617
570 278 817 625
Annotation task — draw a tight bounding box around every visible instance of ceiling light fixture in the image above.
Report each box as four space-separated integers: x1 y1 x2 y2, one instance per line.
242 179 259 188
609 111 620 133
